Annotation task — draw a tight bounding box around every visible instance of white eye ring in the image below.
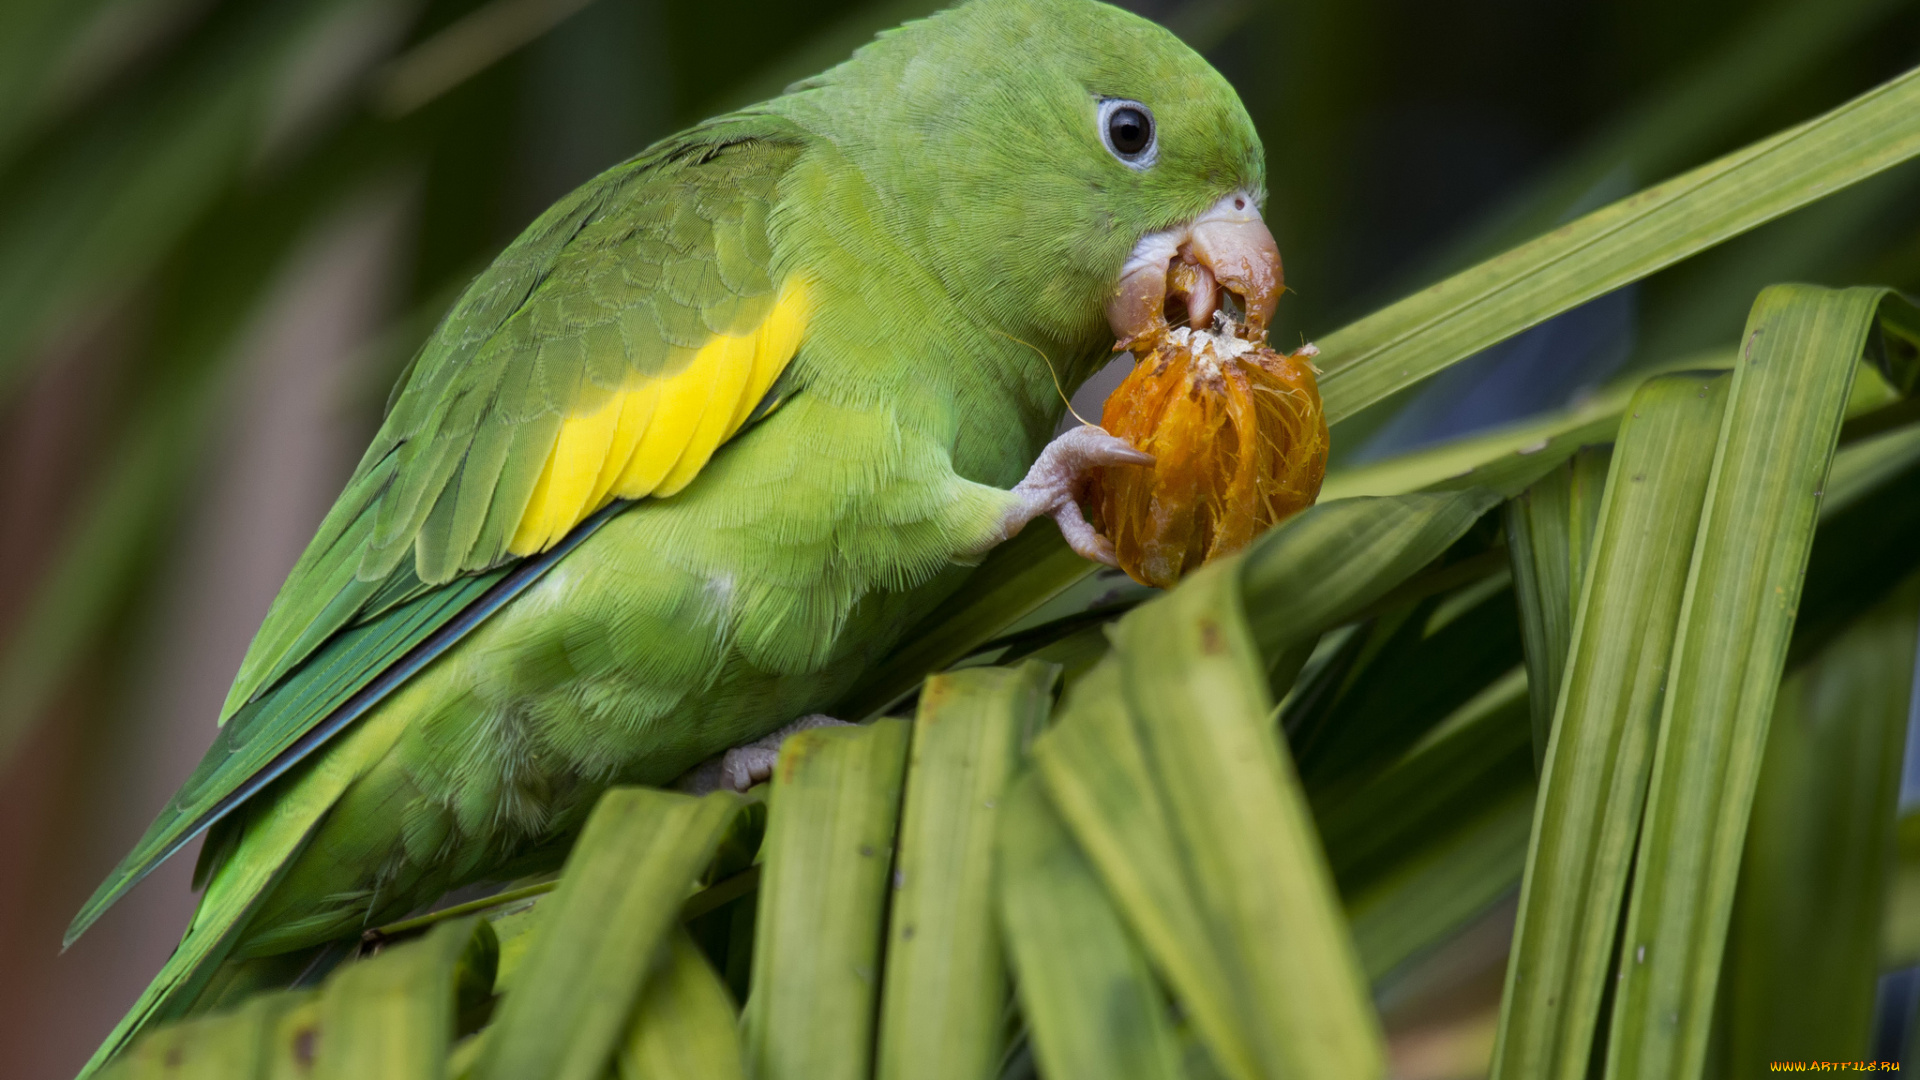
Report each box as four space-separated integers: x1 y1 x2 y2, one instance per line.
1098 98 1158 170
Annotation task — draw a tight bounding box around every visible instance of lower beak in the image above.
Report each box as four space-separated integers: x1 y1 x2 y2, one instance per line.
1106 192 1283 347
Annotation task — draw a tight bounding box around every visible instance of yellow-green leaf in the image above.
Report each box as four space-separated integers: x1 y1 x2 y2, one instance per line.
877 663 1056 1080
1315 66 1920 423
996 772 1183 1080
103 988 307 1080
1723 579 1919 1072
1505 445 1611 768
744 719 911 1080
1607 286 1890 1079
316 916 492 1080
1038 560 1384 1080
615 929 746 1080
1491 371 1730 1080
1030 657 1235 1072
478 788 744 1080
266 992 323 1080
1238 491 1502 660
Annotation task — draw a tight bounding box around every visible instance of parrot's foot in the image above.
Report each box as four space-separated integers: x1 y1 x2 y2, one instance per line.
674 714 853 794
975 425 1153 566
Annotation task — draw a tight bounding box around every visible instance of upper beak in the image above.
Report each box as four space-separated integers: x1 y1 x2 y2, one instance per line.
1105 191 1283 348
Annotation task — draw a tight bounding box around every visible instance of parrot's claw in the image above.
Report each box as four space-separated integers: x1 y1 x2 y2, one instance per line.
980 425 1152 566
673 714 853 794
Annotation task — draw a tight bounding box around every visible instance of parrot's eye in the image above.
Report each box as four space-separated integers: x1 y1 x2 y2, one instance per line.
1098 99 1157 169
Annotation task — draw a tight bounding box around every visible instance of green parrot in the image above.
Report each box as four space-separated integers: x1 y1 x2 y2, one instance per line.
70 0 1284 1069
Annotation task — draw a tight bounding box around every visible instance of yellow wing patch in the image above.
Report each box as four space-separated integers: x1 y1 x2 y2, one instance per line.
508 277 811 555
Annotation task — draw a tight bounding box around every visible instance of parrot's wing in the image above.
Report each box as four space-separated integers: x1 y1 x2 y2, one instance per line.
234 114 813 718
68 116 813 945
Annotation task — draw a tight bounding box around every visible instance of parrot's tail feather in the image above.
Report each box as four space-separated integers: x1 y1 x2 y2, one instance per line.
75 765 347 1079
66 499 629 952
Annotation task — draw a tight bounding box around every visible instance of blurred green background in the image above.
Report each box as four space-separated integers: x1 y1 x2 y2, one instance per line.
1 0 1917 1076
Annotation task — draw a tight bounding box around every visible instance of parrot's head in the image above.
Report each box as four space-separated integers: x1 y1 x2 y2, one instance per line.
776 0 1279 378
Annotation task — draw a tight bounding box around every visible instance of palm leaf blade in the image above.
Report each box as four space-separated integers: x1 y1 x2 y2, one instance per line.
875 663 1054 1080
1315 66 1920 423
743 719 911 1080
1722 581 1919 1071
996 771 1186 1080
1491 370 1730 1080
477 788 743 1080
1607 285 1893 1078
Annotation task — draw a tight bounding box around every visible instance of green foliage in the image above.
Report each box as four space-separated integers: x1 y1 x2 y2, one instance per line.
1493 372 1730 1080
1606 287 1890 1078
1723 582 1918 1073
998 772 1185 1080
745 719 910 1080
878 666 1048 1080
476 788 743 1080
1504 445 1610 770
1312 70 1920 422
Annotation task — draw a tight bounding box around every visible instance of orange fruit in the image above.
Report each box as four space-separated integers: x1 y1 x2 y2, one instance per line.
1089 325 1327 589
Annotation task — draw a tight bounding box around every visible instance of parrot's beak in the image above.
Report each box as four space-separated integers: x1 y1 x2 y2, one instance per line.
1105 191 1283 349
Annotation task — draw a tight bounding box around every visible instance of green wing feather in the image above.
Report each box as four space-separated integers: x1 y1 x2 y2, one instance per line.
68 114 811 950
